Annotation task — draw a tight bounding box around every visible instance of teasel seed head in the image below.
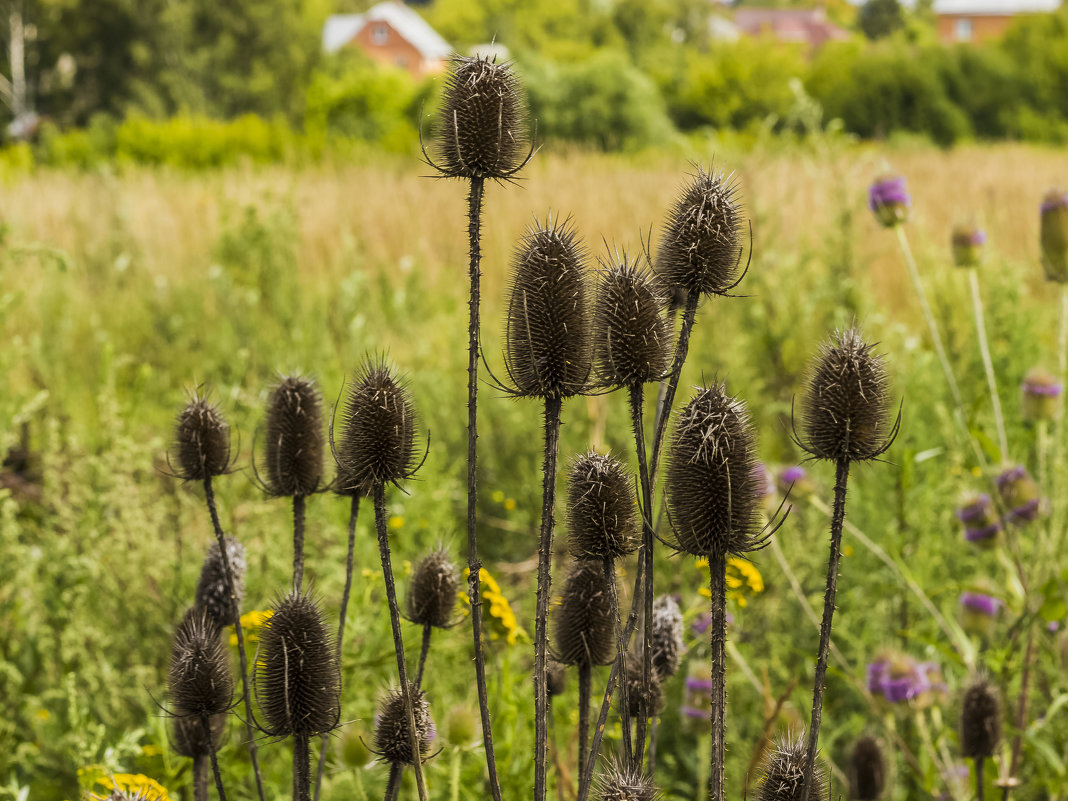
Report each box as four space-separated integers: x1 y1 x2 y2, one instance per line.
262 375 324 497
337 358 420 495
168 609 233 719
597 760 660 801
172 713 226 758
433 55 528 181
407 548 459 629
173 396 231 481
373 683 434 766
592 257 672 388
566 451 638 561
194 535 246 630
756 734 829 801
656 166 745 300
797 328 897 463
651 594 684 679
960 677 1001 760
1041 189 1068 283
624 655 664 718
848 735 886 801
255 591 341 738
503 217 592 399
547 659 567 697
552 560 616 667
664 383 764 558
951 224 986 269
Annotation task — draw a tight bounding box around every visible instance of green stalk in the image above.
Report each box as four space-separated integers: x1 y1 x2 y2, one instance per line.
968 269 1008 462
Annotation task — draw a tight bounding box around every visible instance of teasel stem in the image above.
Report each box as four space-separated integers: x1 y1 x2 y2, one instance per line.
650 294 700 483
293 494 306 592
604 556 633 766
202 476 267 801
800 458 851 801
628 383 654 765
374 483 429 801
708 554 727 801
193 754 209 801
578 661 591 781
976 756 986 801
648 716 661 774
1003 631 1035 801
204 714 228 801
293 732 311 801
968 270 1008 461
416 624 432 688
534 396 563 801
654 307 680 428
385 764 400 801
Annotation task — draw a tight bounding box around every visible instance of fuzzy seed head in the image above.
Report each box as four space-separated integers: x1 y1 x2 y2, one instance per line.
255 591 340 737
374 684 434 766
553 560 616 667
624 656 664 718
597 761 660 801
656 167 744 299
665 384 763 558
171 713 226 758
174 397 231 480
848 736 886 801
263 376 324 497
566 451 638 560
756 734 829 801
168 609 233 719
194 536 246 630
407 549 459 628
799 328 895 462
651 595 684 679
547 659 567 697
960 678 1000 759
434 55 528 180
592 259 672 387
503 219 592 399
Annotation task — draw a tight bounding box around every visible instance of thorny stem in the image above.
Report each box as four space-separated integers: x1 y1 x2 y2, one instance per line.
384 763 400 801
968 269 1008 462
1003 631 1036 801
204 715 228 801
977 757 986 801
578 662 591 782
650 293 700 484
203 477 266 801
374 483 428 801
294 733 311 801
193 753 209 801
293 494 306 592
800 458 851 801
604 556 633 766
534 396 563 801
628 383 655 766
708 554 728 801
416 624 432 689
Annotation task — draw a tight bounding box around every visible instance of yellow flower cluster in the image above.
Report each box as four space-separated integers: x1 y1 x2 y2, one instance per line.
79 767 170 801
697 557 765 608
229 609 273 647
459 567 528 645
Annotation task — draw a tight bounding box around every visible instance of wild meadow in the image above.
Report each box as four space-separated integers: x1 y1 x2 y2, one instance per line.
2 129 1068 801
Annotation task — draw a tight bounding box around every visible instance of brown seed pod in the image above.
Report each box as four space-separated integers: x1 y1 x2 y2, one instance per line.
597 760 660 801
848 735 886 801
262 375 324 497
960 678 1001 760
592 257 671 388
756 734 829 801
172 713 227 758
503 218 592 399
373 683 434 766
168 609 233 719
552 560 616 667
406 548 459 629
566 451 638 561
798 328 896 463
194 535 246 631
173 396 231 481
664 383 763 558
650 595 684 679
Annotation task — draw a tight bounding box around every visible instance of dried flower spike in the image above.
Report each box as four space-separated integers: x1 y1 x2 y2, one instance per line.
552 560 615 667
168 609 233 719
374 684 434 766
597 761 660 801
174 396 231 480
194 536 246 630
263 376 324 497
650 595 684 679
407 549 459 629
592 257 671 388
566 451 638 560
848 736 885 801
1041 189 1068 283
756 734 828 801
960 678 1001 759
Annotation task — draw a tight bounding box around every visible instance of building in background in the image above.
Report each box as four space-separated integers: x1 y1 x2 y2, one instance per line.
732 7 851 48
323 1 451 77
933 0 1061 42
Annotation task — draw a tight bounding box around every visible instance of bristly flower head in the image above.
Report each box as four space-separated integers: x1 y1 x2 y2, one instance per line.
336 357 420 495
173 396 231 481
552 560 616 667
168 609 233 720
1040 189 1068 283
503 217 592 399
1021 367 1062 422
955 492 1000 549
869 175 910 228
432 55 528 181
171 714 226 759
665 383 764 558
406 548 459 629
597 760 660 801
592 256 672 388
755 734 828 801
262 375 324 497
566 451 638 561
951 224 986 269
656 166 745 300
848 735 885 801
254 591 340 737
960 677 1000 759
650 594 684 679
194 536 246 630
373 683 434 766
995 465 1042 526
960 591 1001 636
797 328 897 463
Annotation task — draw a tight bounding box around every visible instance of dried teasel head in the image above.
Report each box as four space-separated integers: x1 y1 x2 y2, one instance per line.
168 609 233 719
432 55 529 181
254 591 340 738
592 256 672 388
566 450 638 561
173 396 231 481
623 654 664 719
503 217 592 399
655 166 745 301
650 594 684 679
797 328 897 463
848 735 886 801
665 383 764 558
407 548 459 629
552 560 615 667
262 375 324 497
597 760 660 801
373 683 434 766
960 677 1001 760
755 734 829 801
171 713 226 758
194 535 246 630
336 358 420 495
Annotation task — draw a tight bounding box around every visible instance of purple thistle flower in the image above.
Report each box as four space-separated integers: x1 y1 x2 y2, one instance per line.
869 175 911 228
952 224 986 268
781 465 806 484
997 466 1043 526
1022 368 1063 422
955 494 991 523
960 592 1000 616
956 494 1001 549
866 653 946 706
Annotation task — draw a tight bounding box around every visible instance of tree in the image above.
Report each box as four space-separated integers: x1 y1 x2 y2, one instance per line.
859 0 905 39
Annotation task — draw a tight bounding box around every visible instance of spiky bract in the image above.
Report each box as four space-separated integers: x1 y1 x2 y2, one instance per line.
374 684 434 766
194 535 246 630
168 609 233 719
172 713 226 758
566 451 638 560
254 591 340 737
848 736 885 801
655 167 744 299
552 560 615 667
592 259 671 387
263 376 324 497
597 761 660 801
756 735 829 801
650 594 684 679
960 678 1001 759
503 219 591 399
664 384 763 558
174 397 231 480
434 55 527 180
407 549 459 628
798 328 895 462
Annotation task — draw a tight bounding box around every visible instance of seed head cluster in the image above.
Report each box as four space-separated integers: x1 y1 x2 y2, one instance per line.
553 560 616 667
756 735 828 801
263 376 324 497
374 684 434 766
174 397 231 481
592 259 671 388
168 609 233 720
597 762 660 801
848 735 886 801
194 535 246 630
650 595 684 679
566 451 638 560
407 549 459 629
960 678 1001 760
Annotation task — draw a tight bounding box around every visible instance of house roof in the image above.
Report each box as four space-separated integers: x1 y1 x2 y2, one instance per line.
932 0 1060 13
323 2 452 59
734 8 850 44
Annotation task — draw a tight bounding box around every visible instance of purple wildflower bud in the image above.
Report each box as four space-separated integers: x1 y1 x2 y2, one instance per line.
952 224 986 268
956 493 1001 549
685 676 717 693
1041 189 1068 283
681 705 707 719
883 677 914 703
866 660 889 694
960 593 1000 616
997 466 1043 526
1022 368 1062 422
961 591 1001 636
1049 620 1061 633
781 465 806 484
691 610 732 636
955 494 991 524
869 175 910 228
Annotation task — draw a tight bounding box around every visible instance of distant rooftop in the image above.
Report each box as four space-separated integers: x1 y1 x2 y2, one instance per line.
323 1 452 58
734 7 850 44
846 0 1060 10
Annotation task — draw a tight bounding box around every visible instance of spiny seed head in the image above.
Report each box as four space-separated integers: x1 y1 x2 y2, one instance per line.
553 560 616 667
263 375 324 497
374 684 434 766
960 678 1000 759
848 735 886 801
798 328 895 463
255 591 340 737
434 55 528 180
168 609 233 719
547 659 567 697
566 451 638 561
597 760 660 801
337 358 419 495
624 655 664 718
503 218 592 399
665 383 763 558
194 536 246 630
651 595 684 679
173 396 231 480
407 548 459 628
171 713 226 758
656 167 744 299
592 258 672 388
756 734 829 801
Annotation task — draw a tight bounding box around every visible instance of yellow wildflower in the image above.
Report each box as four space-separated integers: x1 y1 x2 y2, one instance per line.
389 516 404 529
492 490 505 503
34 708 50 722
229 609 273 647
97 773 170 801
504 498 516 511
140 744 163 758
459 567 528 645
696 558 764 607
